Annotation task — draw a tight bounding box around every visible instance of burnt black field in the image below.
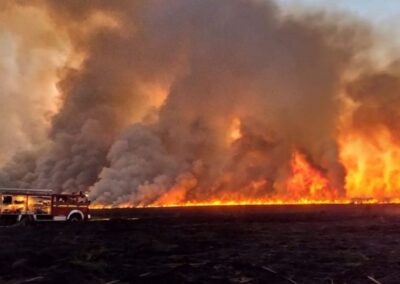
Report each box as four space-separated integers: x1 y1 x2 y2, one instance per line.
1 205 400 283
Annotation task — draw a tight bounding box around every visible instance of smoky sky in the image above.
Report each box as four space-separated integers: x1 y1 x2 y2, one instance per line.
1 0 398 205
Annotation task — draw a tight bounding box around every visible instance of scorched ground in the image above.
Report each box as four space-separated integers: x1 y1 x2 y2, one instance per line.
0 205 400 283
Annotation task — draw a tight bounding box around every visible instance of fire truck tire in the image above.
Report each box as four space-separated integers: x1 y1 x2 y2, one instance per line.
68 213 83 222
20 215 34 225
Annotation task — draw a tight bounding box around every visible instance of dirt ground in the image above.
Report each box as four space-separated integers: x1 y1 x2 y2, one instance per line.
1 205 400 284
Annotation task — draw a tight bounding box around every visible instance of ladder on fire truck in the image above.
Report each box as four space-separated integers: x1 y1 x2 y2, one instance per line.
0 188 53 195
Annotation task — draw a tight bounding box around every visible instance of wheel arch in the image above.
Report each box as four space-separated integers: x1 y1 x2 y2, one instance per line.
18 214 36 222
67 210 84 220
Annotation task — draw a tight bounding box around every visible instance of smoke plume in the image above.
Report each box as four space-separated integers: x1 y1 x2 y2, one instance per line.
0 2 66 165
1 0 399 205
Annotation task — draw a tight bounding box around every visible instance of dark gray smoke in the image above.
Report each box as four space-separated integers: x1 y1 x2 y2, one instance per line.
3 0 394 206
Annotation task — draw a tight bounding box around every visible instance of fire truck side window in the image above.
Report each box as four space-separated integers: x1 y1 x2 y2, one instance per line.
56 196 67 203
67 196 77 205
78 196 89 204
53 196 78 205
2 196 12 205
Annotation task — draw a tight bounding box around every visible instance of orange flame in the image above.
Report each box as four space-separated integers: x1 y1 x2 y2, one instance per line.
91 122 400 208
340 128 400 200
286 149 338 201
228 117 242 143
91 148 348 208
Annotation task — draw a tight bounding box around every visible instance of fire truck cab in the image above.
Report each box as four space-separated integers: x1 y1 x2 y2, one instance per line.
0 188 90 224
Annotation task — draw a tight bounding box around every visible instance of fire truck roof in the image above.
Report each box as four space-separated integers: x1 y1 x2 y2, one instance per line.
0 188 53 196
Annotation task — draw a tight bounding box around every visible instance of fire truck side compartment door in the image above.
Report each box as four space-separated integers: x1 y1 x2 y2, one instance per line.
2 195 12 205
53 216 67 221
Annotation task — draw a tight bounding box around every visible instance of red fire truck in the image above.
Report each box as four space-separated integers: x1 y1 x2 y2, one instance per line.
0 188 91 224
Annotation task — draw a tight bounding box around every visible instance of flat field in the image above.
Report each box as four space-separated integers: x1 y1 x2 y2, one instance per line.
1 205 400 283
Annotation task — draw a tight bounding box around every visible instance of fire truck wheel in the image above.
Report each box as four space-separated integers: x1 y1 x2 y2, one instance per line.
69 213 83 222
20 215 34 225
